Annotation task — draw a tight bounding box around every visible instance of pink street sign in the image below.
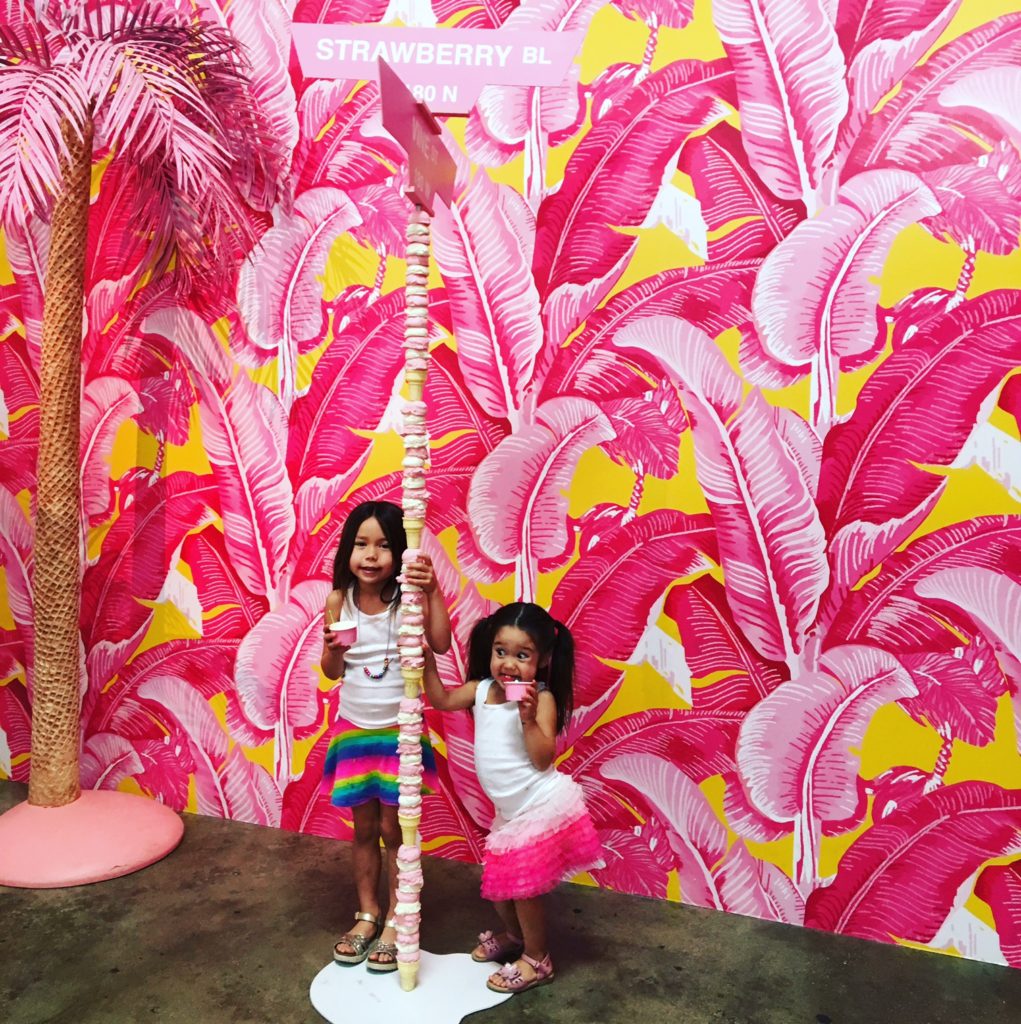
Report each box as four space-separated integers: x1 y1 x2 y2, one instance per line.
378 60 456 214
291 25 584 115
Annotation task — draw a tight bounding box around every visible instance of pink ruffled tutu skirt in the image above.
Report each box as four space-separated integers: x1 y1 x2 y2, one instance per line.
481 775 604 901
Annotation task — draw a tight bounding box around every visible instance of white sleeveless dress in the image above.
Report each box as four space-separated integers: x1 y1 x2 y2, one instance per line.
473 678 604 900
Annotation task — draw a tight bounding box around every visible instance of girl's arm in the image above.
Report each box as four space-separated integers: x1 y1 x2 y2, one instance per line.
403 554 452 654
422 648 477 712
519 690 557 771
320 589 348 681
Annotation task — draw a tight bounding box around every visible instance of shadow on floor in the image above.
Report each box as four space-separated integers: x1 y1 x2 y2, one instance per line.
2 782 1019 1024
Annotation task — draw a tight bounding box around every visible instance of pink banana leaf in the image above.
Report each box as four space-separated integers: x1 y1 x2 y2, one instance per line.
281 732 352 841
181 525 269 641
805 781 1021 942
80 732 192 807
844 14 1021 175
774 406 823 499
194 372 294 603
138 676 281 825
824 514 1021 650
291 0 390 23
294 79 402 194
80 472 217 661
236 187 362 401
0 332 38 494
550 507 718 722
287 289 417 498
80 377 142 527
82 636 239 740
723 771 793 842
975 862 1021 968
561 708 744 828
419 786 489 865
920 159 1021 256
751 169 939 375
834 0 962 160
0 679 31 782
135 354 195 448
915 566 1021 728
467 396 614 566
589 823 676 899
432 171 545 422
465 66 586 169
348 182 411 258
233 580 332 757
425 342 508 464
430 0 519 26
1001 373 1021 434
712 0 848 210
602 751 729 909
614 315 829 665
2 220 47 359
817 290 1021 597
737 644 916 827
599 387 687 479
714 839 806 925
224 0 298 206
533 58 734 349
900 649 1007 748
611 0 695 27
867 765 930 820
540 260 759 404
664 577 786 712
0 485 34 637
940 66 1021 151
679 123 802 261
141 304 235 391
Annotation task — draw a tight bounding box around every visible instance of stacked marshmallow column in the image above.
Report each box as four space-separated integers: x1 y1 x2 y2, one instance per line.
395 205 431 993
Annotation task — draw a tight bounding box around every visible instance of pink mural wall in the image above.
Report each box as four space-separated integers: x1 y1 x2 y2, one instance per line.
2 0 1021 969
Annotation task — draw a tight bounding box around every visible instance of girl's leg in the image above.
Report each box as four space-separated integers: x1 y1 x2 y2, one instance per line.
368 803 402 966
336 800 383 954
471 899 523 959
487 897 549 988
514 897 547 965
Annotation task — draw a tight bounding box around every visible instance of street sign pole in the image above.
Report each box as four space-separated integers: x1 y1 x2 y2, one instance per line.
377 59 457 994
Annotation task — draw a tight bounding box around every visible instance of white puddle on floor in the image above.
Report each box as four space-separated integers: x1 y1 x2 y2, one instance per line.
310 950 512 1023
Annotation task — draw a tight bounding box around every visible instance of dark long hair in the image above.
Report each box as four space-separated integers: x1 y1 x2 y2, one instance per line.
466 602 575 733
331 501 406 609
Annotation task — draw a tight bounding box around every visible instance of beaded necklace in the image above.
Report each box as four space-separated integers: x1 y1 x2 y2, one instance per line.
356 595 395 680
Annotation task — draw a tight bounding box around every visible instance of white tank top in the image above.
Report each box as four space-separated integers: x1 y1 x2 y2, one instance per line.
338 593 404 729
473 677 567 820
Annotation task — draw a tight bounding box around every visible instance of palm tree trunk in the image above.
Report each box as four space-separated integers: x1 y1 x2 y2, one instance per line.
28 118 94 807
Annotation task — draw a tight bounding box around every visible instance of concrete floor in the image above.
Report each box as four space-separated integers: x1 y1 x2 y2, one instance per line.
2 781 1020 1024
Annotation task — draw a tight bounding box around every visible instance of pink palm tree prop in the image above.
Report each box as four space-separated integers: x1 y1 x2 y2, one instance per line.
0 0 286 887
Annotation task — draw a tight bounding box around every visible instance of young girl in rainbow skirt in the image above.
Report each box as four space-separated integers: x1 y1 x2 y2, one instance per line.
320 500 450 972
423 602 604 994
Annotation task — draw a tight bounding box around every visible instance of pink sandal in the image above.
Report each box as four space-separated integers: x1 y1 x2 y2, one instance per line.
486 952 555 993
472 929 524 963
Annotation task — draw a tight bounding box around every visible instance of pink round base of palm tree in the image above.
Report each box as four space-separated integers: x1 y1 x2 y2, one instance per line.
0 790 183 889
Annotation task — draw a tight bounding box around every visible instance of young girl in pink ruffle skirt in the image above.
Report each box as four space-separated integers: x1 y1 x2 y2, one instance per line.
423 602 604 994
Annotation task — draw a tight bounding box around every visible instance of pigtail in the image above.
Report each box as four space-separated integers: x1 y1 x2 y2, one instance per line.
466 615 496 683
546 619 575 734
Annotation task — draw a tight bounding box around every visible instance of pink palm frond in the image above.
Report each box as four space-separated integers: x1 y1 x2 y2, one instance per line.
0 10 89 226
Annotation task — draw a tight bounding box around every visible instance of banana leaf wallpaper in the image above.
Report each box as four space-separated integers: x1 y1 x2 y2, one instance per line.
2 0 1021 969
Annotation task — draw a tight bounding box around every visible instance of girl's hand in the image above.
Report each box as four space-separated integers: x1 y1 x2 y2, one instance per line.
403 554 437 594
517 685 538 725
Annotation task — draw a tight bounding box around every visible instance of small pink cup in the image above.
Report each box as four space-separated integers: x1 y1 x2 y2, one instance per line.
329 620 357 646
503 681 534 702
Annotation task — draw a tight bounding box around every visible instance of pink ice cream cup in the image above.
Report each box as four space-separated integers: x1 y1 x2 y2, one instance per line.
503 680 534 702
329 620 357 646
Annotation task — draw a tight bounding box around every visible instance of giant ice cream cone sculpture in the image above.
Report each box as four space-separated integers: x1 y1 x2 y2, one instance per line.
395 206 431 992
